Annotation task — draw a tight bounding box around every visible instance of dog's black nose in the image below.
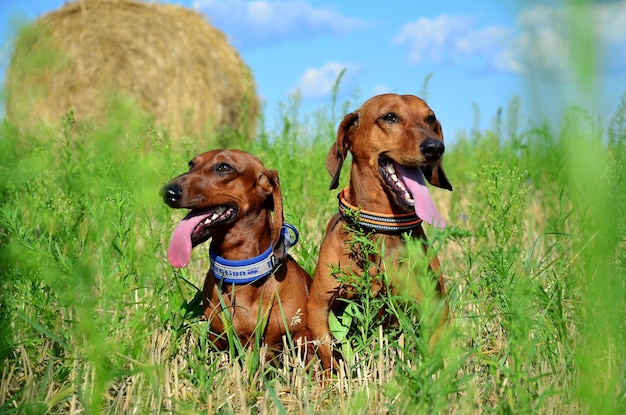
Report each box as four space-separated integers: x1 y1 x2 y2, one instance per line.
161 184 183 207
420 139 445 161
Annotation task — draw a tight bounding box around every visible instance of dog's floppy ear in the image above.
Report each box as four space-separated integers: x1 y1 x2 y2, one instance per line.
256 169 284 241
327 111 359 190
423 161 453 191
260 169 288 259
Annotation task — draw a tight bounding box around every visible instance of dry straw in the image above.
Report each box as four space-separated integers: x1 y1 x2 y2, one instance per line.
5 0 258 140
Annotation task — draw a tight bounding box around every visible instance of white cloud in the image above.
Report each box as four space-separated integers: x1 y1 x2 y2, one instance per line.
393 15 510 64
394 2 626 77
393 14 474 64
455 25 511 58
514 2 626 75
292 62 357 99
193 0 369 48
592 1 626 42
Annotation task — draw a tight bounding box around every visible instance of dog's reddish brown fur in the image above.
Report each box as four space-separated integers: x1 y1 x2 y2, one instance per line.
162 150 312 360
307 94 452 373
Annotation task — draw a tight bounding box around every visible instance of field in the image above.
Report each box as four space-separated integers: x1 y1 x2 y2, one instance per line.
1 87 625 414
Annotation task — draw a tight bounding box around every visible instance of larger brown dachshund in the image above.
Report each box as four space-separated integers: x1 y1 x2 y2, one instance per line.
161 149 312 361
307 93 453 373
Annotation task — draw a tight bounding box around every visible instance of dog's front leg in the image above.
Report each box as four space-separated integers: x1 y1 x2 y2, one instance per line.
307 284 340 375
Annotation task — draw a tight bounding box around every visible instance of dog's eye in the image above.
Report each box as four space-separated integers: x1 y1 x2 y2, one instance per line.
188 161 195 170
425 114 437 124
216 163 233 174
380 112 399 123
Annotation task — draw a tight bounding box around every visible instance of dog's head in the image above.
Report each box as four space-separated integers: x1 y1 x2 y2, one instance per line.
161 149 285 268
327 93 452 191
326 94 452 226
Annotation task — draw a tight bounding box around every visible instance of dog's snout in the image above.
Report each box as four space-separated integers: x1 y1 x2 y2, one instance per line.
161 183 183 207
420 139 445 161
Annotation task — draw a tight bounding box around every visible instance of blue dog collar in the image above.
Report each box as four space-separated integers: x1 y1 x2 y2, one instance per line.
209 223 299 284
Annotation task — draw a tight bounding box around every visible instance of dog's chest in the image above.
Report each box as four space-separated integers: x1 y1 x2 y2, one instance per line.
336 233 406 296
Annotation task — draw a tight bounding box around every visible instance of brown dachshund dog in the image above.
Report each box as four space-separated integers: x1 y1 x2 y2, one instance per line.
307 93 453 373
161 149 312 361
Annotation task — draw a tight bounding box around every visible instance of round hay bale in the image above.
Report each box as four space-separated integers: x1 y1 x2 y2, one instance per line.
4 0 258 140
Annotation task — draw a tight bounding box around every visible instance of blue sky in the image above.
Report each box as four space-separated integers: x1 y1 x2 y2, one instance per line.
1 0 625 141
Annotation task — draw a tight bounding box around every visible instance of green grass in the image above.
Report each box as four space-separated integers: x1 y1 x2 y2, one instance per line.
1 84 625 413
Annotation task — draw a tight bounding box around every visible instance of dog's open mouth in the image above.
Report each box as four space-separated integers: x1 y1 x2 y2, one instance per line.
167 205 237 268
379 159 415 210
379 158 445 228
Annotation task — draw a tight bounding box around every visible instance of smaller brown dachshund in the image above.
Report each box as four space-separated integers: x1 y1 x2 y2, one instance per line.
161 149 312 361
307 93 453 373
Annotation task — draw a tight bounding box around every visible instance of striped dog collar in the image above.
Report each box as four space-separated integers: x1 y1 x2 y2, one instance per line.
338 187 422 233
209 223 299 284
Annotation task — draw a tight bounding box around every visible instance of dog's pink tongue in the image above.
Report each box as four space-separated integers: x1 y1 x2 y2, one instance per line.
167 213 210 268
395 164 446 228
